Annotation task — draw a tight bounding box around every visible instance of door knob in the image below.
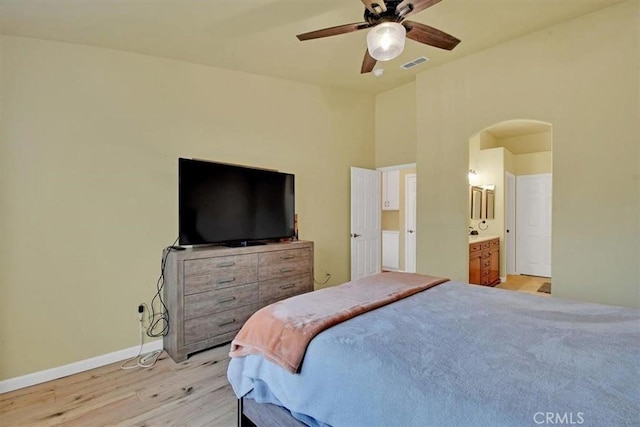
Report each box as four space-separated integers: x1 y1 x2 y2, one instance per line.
407 230 415 233
351 233 361 238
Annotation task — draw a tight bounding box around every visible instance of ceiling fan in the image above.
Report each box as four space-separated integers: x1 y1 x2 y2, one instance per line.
296 0 460 74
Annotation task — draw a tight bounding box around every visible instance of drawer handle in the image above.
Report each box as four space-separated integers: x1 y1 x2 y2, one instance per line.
280 254 295 260
217 277 236 284
280 267 294 273
279 283 295 290
217 296 236 304
218 318 236 327
217 261 236 268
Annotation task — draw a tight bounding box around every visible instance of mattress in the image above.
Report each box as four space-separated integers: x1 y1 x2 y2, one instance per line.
228 281 640 427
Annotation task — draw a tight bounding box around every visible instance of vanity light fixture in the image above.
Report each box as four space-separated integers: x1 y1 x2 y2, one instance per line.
468 169 479 185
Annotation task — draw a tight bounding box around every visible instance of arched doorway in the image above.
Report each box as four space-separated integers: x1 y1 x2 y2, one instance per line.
468 119 552 295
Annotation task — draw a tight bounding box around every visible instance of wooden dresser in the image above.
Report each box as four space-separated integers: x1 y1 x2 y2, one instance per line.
163 240 314 362
469 237 500 286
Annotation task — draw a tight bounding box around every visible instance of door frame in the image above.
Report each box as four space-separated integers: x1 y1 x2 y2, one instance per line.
404 173 417 273
506 172 516 275
376 163 417 273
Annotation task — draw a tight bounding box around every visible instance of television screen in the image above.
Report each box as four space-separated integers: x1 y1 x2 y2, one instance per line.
178 158 295 246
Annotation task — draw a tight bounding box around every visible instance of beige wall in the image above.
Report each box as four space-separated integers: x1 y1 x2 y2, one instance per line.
504 147 516 176
477 148 505 222
375 82 416 167
479 131 498 149
500 131 552 154
382 210 400 230
416 0 639 307
468 133 481 178
0 36 375 380
514 151 552 175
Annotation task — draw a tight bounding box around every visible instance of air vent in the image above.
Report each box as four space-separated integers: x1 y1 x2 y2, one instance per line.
401 56 429 70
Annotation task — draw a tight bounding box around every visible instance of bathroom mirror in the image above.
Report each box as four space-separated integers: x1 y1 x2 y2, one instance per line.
484 186 495 219
470 185 495 220
470 186 483 219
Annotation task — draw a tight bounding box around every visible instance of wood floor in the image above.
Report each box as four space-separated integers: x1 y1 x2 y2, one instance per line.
1 275 552 426
496 274 551 296
0 345 237 426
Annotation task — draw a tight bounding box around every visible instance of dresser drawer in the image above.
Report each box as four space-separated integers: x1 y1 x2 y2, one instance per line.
481 268 491 285
258 249 311 281
469 242 482 252
184 283 258 320
184 254 258 295
481 241 491 250
490 238 500 248
184 304 258 345
259 248 310 266
259 274 312 307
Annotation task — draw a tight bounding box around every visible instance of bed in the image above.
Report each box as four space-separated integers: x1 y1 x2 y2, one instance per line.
227 272 640 427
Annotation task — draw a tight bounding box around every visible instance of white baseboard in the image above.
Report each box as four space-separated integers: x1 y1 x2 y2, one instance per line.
0 340 163 394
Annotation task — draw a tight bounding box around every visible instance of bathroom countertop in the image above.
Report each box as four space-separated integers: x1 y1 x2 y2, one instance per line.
468 235 500 244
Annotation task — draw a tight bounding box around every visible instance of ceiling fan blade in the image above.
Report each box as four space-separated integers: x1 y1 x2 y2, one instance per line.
361 0 387 14
403 21 460 50
361 49 377 74
396 0 442 18
297 22 371 41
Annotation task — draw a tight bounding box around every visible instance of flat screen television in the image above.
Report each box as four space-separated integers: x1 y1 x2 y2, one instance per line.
178 158 295 246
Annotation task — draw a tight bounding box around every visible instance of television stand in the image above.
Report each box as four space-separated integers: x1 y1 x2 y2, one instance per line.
163 240 314 362
225 241 267 248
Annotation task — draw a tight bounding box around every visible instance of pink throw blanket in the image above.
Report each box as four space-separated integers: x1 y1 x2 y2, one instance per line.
229 272 448 373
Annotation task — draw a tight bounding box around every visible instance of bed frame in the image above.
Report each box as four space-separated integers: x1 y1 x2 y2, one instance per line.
238 397 306 427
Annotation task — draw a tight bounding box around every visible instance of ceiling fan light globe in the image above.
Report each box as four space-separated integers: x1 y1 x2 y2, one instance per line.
367 22 406 61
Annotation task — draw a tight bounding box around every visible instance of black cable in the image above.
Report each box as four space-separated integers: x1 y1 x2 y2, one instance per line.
146 237 178 338
314 273 332 286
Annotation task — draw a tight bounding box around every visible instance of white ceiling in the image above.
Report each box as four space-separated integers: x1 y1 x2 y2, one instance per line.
0 0 625 94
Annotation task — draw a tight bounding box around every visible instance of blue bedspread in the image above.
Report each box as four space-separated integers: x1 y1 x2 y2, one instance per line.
227 281 640 427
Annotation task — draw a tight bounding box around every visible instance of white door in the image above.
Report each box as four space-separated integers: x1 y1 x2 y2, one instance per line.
382 231 400 271
351 167 381 280
516 174 552 277
506 172 516 275
405 174 417 273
